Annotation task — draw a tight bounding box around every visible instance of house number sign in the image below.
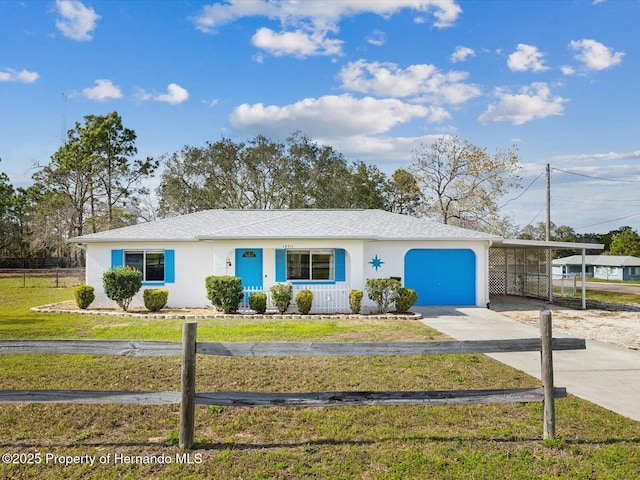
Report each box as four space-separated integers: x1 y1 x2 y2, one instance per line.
282 244 294 249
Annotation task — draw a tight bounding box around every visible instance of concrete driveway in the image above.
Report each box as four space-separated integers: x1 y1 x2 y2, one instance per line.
417 306 640 422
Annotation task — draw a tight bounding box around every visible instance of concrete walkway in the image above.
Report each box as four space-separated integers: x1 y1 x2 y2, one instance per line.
417 306 640 422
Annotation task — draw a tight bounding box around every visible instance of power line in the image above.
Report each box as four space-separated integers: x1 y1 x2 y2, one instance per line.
551 167 640 183
576 211 640 230
499 171 544 209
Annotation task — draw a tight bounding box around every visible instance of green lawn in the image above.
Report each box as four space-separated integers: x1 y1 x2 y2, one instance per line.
1 282 640 479
553 287 640 308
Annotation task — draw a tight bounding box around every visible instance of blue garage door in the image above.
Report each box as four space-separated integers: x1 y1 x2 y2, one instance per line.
404 249 476 306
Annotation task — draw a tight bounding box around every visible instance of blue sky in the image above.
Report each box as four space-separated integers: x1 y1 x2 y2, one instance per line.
1 0 639 234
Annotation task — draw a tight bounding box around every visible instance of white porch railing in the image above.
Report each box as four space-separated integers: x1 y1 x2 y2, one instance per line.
241 284 351 314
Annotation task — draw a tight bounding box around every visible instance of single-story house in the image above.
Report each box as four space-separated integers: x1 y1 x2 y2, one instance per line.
70 209 503 312
553 255 640 281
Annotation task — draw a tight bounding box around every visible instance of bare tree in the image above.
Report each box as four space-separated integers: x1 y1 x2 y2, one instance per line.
410 136 521 229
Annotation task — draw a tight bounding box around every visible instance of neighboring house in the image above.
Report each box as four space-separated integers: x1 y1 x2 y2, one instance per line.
69 209 501 311
552 255 640 281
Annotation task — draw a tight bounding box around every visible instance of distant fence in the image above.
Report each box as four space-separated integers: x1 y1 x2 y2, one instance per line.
241 284 351 313
0 268 85 288
0 312 585 449
0 257 75 269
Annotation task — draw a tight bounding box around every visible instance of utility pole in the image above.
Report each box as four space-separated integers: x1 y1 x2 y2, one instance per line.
546 163 552 302
546 163 551 242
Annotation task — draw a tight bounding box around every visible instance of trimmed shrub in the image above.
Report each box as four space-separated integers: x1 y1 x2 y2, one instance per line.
249 292 267 314
102 266 143 311
270 283 292 314
144 288 169 312
295 289 313 315
74 285 95 310
396 287 418 313
365 278 401 313
205 276 244 313
349 289 363 314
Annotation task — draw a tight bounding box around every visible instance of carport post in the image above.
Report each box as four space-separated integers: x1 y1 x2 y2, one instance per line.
581 248 587 309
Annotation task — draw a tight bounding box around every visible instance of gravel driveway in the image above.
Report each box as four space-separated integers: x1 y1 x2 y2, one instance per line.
490 295 640 351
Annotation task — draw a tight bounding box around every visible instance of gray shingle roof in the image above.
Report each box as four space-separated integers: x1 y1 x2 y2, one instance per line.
69 209 499 243
553 255 640 267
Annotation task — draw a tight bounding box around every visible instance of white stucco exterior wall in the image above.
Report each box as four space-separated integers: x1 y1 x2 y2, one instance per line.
83 238 490 309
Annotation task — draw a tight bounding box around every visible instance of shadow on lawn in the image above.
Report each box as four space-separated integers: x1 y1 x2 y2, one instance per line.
3 435 639 451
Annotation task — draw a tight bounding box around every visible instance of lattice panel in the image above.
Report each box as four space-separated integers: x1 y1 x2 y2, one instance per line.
489 248 550 299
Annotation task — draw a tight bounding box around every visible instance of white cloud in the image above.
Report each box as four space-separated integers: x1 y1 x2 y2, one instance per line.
507 44 548 72
229 94 430 138
338 59 481 105
133 87 153 103
154 83 189 105
561 65 575 76
251 27 343 57
366 29 385 47
478 83 567 125
451 46 475 63
327 134 445 165
569 39 624 71
55 0 100 41
548 150 640 164
0 68 39 83
192 1 461 58
82 79 122 101
192 0 462 32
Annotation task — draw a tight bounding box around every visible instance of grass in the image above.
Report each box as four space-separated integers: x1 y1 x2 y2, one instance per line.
553 287 640 308
1 281 640 479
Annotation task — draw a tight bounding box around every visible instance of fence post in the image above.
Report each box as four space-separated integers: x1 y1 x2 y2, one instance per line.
179 322 197 450
540 310 555 439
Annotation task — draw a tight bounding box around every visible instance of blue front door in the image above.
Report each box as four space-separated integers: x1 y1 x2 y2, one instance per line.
235 249 263 288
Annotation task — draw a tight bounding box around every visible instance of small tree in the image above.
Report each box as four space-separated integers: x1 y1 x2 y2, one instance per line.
270 283 292 313
205 276 244 313
365 278 401 313
102 266 142 311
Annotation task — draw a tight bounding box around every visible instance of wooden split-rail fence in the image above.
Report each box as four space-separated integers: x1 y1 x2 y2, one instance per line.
0 311 584 449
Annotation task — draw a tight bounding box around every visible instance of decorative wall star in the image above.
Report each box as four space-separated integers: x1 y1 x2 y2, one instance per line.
369 254 384 270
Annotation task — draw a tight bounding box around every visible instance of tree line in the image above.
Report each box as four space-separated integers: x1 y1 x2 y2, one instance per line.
1 111 639 266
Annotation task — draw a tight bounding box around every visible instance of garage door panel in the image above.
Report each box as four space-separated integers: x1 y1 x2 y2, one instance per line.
404 249 476 306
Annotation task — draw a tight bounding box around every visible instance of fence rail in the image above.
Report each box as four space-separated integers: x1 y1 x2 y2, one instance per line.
0 312 585 449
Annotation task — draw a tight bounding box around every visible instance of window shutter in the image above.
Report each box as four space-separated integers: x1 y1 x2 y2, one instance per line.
165 249 175 283
111 249 123 268
335 248 346 282
275 249 286 282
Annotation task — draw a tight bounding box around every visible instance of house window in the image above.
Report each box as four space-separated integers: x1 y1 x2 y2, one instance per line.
630 267 638 275
286 250 334 281
124 250 165 282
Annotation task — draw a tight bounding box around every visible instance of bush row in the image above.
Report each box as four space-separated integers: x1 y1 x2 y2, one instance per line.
76 270 418 315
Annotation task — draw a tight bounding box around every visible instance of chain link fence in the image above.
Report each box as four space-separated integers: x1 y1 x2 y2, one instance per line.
0 268 85 288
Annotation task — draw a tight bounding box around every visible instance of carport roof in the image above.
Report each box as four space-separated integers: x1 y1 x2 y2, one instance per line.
491 239 604 250
69 209 502 243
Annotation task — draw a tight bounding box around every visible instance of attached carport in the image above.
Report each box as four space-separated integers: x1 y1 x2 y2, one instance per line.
489 239 604 309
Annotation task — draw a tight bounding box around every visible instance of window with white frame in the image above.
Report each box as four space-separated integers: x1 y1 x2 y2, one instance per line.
124 250 165 282
286 250 334 281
